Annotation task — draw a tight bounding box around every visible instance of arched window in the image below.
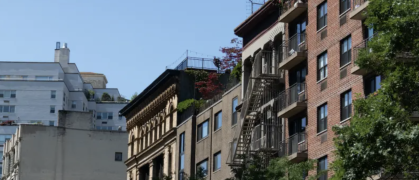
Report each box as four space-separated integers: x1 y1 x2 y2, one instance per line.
131 135 135 157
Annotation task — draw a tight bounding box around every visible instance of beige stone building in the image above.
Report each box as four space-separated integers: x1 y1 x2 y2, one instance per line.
1 110 127 180
121 56 241 180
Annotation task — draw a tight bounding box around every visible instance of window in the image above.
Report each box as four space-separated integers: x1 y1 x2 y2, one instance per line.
318 156 328 180
318 52 328 81
0 90 16 98
102 121 107 124
35 76 53 81
213 152 221 171
365 75 381 96
71 101 77 109
340 0 350 14
118 115 123 120
197 159 208 177
50 105 55 113
318 104 328 133
0 106 15 113
108 112 113 119
232 97 238 125
214 111 222 131
179 133 185 180
317 1 328 30
341 90 352 121
97 112 102 119
49 121 54 126
115 152 123 161
51 90 56 99
197 120 209 141
340 36 352 66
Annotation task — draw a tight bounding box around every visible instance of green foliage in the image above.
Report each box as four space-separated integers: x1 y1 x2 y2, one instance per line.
231 61 242 80
131 92 138 101
227 154 324 180
101 92 112 101
185 70 209 82
332 0 419 179
156 167 206 180
177 99 204 113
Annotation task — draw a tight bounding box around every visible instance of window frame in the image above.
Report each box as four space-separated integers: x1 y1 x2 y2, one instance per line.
71 101 77 109
318 156 328 180
213 151 221 171
196 159 208 177
50 105 55 114
317 52 328 81
214 111 222 131
115 152 123 161
340 0 350 14
317 1 328 30
317 103 328 133
51 90 56 99
179 133 185 179
0 90 16 98
340 36 352 67
232 97 238 125
0 105 15 113
197 120 209 141
341 90 352 121
365 75 382 96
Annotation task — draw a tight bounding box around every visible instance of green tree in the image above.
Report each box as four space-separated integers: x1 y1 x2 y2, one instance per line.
331 0 419 179
131 92 138 101
228 154 324 180
101 92 112 101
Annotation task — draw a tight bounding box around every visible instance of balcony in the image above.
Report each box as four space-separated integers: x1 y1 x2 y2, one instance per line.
287 132 308 163
349 0 369 20
278 33 307 70
277 83 307 118
351 36 372 75
279 0 308 23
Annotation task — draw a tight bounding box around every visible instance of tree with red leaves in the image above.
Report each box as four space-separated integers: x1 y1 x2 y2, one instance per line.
219 38 243 70
195 73 223 100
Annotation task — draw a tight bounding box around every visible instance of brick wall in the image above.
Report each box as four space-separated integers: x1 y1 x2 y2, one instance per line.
284 0 367 178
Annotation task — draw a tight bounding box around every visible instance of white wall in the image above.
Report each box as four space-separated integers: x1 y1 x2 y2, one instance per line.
0 62 65 80
94 103 127 131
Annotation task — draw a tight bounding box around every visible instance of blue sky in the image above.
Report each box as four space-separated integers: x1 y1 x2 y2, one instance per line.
0 0 249 98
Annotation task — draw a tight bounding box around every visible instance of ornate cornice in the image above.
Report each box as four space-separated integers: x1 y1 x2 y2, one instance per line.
127 84 176 130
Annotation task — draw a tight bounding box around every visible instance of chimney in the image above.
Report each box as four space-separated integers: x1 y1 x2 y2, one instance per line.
54 42 70 66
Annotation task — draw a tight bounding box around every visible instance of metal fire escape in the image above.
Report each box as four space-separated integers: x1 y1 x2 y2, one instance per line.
228 49 283 166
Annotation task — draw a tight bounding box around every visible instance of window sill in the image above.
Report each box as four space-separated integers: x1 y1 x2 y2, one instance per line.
317 77 327 84
231 124 237 129
213 169 221 174
340 62 351 70
197 136 209 144
317 130 327 136
213 128 222 134
339 9 351 17
340 117 352 124
317 25 327 33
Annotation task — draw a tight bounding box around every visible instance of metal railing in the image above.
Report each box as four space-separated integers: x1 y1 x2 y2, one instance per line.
169 57 219 71
353 0 368 9
287 132 307 155
253 51 279 78
251 124 283 151
279 33 307 63
277 83 306 112
353 35 374 65
198 93 223 114
281 0 308 15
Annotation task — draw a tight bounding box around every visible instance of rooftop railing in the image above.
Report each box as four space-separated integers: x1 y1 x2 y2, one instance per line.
168 57 219 71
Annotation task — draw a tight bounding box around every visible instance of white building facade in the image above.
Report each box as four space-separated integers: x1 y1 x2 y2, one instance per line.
0 43 128 177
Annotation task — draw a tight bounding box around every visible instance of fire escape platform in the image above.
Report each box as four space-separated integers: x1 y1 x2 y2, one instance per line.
278 3 308 23
278 102 307 118
288 152 308 163
349 1 369 20
279 52 307 70
351 64 369 75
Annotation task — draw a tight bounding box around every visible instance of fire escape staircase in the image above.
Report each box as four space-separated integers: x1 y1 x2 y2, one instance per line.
229 51 281 166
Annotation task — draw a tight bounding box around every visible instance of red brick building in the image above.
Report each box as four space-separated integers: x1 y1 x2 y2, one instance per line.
231 0 374 179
